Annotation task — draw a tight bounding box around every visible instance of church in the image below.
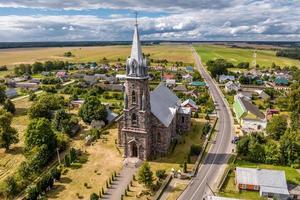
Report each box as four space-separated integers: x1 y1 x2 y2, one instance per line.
117 20 192 161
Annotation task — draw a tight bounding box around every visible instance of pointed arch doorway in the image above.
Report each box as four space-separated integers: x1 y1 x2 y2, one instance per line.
131 142 138 157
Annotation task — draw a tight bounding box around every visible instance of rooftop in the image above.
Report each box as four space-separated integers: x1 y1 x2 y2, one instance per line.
236 167 288 190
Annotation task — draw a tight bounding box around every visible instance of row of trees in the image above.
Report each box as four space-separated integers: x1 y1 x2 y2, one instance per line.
237 129 299 166
14 60 69 76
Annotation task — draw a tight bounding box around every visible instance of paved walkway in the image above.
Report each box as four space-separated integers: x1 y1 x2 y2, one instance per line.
103 159 140 200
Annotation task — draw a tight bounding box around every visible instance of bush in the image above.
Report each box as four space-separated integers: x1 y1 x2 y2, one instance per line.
155 169 166 180
90 193 99 200
203 122 211 135
64 154 71 167
190 144 201 156
70 148 77 163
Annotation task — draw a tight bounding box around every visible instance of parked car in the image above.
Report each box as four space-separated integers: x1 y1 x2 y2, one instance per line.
231 136 240 144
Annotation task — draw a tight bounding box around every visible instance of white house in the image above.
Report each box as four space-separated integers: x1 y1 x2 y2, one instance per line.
219 74 235 83
166 79 176 87
182 74 193 83
233 95 267 133
225 81 240 93
115 74 127 80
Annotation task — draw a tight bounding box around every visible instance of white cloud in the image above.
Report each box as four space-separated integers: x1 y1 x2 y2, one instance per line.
0 0 299 41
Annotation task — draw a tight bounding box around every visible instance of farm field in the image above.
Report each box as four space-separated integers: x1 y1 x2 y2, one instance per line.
194 44 300 68
0 44 194 68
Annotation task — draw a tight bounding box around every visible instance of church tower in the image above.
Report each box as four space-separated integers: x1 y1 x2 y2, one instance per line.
121 16 151 160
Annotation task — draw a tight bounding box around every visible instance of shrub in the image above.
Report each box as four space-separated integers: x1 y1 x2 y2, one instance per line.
64 154 71 167
90 193 99 200
190 144 201 156
155 169 166 180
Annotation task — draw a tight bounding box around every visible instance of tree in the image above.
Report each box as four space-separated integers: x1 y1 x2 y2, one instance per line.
206 59 232 78
32 62 44 74
3 99 16 114
79 96 107 124
90 193 99 200
28 93 65 119
266 115 287 140
0 85 7 104
25 118 56 154
237 62 250 69
137 162 153 188
248 139 265 163
53 109 78 135
265 140 280 164
236 136 250 156
279 129 300 166
4 176 18 198
155 169 166 180
26 185 38 200
28 91 37 101
0 109 18 150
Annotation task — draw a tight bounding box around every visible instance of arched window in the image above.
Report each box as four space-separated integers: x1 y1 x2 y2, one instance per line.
181 116 185 123
132 90 136 104
132 113 138 126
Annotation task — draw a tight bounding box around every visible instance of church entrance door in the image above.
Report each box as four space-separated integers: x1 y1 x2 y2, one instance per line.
131 142 138 157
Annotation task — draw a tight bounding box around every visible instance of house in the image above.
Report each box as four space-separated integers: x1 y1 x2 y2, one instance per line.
83 75 98 85
166 79 176 87
5 88 18 99
204 196 239 200
115 74 127 80
184 89 200 99
97 83 124 91
106 109 118 123
190 81 206 87
41 71 51 76
70 99 85 109
173 85 188 92
255 90 270 100
233 95 267 132
16 82 39 90
94 74 107 80
163 74 175 80
182 74 193 83
219 74 235 83
225 81 240 93
185 66 193 72
237 91 252 100
288 184 300 200
236 167 289 200
181 99 198 112
275 77 289 86
56 71 68 80
71 73 85 79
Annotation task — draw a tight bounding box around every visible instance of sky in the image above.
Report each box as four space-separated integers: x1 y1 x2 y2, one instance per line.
0 0 299 42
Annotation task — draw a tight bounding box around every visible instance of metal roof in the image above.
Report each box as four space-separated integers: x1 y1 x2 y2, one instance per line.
150 83 181 127
236 167 288 190
130 24 143 65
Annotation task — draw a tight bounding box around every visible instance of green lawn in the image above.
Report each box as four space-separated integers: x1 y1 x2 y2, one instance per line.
194 44 300 68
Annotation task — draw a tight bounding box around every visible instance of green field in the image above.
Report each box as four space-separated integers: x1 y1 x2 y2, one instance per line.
194 44 300 68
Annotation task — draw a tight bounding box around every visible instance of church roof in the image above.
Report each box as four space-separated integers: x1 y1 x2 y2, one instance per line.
130 24 143 65
150 83 181 127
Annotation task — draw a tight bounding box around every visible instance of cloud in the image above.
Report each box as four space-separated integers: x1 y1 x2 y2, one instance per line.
0 0 299 41
0 0 241 11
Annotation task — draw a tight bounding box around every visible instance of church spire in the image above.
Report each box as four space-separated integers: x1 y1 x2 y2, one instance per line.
130 12 143 64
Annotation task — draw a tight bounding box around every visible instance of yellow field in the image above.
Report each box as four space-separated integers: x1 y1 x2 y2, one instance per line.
0 44 194 67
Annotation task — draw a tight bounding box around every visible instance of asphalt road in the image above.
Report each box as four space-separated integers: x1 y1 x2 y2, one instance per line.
178 47 234 200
